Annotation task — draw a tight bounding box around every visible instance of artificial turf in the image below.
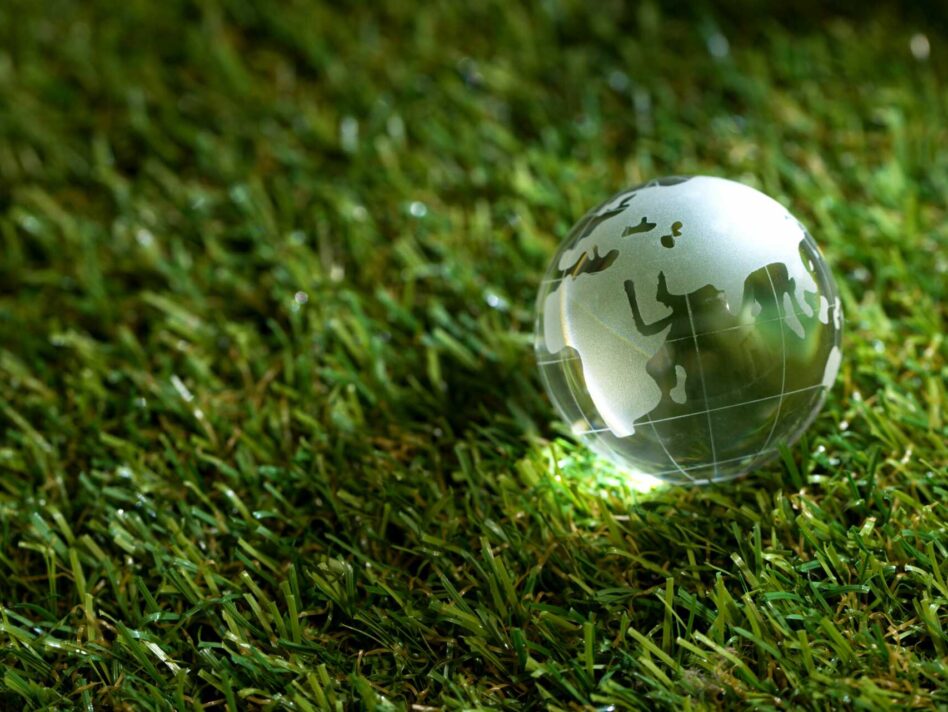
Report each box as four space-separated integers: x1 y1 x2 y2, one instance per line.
0 0 946 709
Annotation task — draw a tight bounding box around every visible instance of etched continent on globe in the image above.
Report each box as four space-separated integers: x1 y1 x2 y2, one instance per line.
535 176 842 483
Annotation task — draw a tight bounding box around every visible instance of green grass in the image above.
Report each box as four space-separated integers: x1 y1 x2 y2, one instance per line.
0 0 946 709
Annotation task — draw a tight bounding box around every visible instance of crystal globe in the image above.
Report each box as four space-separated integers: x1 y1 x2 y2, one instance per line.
535 176 842 484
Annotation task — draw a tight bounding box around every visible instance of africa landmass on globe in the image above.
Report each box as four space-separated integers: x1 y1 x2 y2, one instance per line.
540 176 842 442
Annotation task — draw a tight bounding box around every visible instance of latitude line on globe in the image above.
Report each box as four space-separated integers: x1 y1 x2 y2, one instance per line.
684 292 719 477
752 264 789 466
662 304 838 346
536 305 837 366
574 383 826 435
646 449 779 477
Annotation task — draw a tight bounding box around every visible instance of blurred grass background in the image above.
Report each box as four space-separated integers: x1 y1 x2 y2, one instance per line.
0 0 946 709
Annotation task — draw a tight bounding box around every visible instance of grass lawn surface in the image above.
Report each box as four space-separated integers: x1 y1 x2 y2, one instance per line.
0 1 947 709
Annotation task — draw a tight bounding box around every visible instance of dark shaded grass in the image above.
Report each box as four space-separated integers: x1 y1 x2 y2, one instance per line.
0 0 946 709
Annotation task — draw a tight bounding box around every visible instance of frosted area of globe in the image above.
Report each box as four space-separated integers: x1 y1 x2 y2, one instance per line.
535 176 842 484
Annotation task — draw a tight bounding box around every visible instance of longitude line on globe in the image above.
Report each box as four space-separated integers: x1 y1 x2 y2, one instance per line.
751 264 789 466
684 292 719 477
645 413 695 482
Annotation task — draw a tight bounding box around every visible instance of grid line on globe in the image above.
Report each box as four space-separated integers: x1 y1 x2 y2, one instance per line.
571 383 828 434
683 290 720 477
535 176 842 484
751 263 790 470
536 304 820 360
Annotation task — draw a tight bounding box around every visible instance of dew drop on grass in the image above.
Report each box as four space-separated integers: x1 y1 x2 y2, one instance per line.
607 70 629 92
484 290 509 310
340 116 359 153
910 33 930 60
707 33 730 58
136 228 154 247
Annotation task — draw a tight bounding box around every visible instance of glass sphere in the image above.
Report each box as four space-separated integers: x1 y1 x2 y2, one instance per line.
535 176 842 484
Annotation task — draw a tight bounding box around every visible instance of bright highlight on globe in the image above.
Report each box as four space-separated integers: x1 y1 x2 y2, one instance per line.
535 176 842 484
